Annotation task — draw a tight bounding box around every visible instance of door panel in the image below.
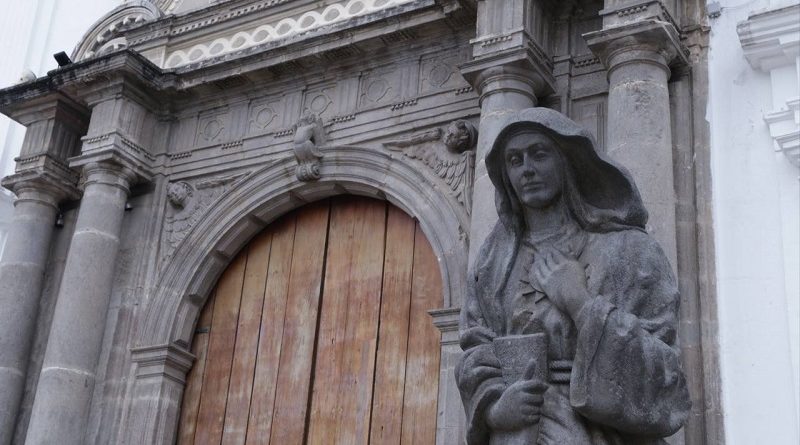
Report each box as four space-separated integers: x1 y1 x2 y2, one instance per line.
178 196 442 445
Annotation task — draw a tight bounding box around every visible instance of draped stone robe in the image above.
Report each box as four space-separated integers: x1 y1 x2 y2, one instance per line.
456 223 691 445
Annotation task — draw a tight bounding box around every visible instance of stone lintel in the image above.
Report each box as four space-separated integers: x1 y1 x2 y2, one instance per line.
1 156 81 204
584 19 689 73
130 343 195 384
460 46 555 101
598 0 677 29
69 145 154 186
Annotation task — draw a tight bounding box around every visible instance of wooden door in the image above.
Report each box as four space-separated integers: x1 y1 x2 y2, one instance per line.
177 196 442 445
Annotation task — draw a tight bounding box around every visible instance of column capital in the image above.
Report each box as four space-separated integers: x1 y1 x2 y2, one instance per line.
69 136 155 188
598 0 678 29
1 156 81 208
584 20 689 75
461 52 554 105
429 307 461 345
130 343 195 384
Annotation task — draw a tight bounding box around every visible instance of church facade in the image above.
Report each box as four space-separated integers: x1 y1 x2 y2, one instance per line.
1 0 793 444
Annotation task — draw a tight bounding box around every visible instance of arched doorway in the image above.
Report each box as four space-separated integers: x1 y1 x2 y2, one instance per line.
176 196 443 445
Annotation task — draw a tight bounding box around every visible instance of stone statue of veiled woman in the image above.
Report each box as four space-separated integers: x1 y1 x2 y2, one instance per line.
455 108 691 445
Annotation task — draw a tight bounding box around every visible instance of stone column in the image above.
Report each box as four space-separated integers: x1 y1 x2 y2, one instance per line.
586 14 688 268
24 156 147 445
0 95 86 445
0 169 77 445
461 0 556 267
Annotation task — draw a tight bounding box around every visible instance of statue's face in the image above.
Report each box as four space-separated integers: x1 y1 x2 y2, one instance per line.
504 131 564 209
444 122 466 151
167 183 189 208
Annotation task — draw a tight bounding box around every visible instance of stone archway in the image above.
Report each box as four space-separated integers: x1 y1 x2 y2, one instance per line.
118 146 469 444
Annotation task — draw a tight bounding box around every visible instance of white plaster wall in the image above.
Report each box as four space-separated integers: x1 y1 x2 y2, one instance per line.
0 0 121 255
707 0 800 444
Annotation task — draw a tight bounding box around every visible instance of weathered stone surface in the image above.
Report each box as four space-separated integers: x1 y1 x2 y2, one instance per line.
0 0 720 443
456 108 691 444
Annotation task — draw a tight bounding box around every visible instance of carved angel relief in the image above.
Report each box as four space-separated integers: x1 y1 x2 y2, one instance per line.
383 120 478 213
162 172 249 262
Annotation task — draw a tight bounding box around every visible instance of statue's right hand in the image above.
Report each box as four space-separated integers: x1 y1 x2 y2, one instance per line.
486 360 547 431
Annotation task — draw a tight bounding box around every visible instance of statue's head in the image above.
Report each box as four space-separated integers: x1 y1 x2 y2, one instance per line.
444 119 477 153
487 108 648 234
167 181 192 209
502 129 565 210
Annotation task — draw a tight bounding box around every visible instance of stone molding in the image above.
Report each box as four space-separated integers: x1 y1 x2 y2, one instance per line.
130 343 195 384
584 19 689 73
137 146 469 349
737 4 800 168
162 0 418 68
118 146 469 444
737 3 800 72
764 98 800 167
69 146 155 188
72 1 163 61
429 306 460 345
598 0 678 29
461 61 550 106
1 155 81 207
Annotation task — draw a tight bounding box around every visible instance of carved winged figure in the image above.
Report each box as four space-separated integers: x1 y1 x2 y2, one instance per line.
383 120 477 212
163 173 247 260
457 108 690 444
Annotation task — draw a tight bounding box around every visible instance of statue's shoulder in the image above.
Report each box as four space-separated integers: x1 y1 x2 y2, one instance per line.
472 222 516 276
586 228 667 265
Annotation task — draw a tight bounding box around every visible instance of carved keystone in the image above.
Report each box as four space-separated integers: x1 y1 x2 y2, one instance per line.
292 113 327 181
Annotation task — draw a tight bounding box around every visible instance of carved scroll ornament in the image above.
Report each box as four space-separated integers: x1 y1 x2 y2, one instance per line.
292 113 327 181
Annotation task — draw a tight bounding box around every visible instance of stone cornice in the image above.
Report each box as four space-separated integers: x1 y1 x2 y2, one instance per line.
598 0 678 30
584 19 689 72
1 155 82 203
130 343 195 384
121 0 456 71
460 45 556 100
0 51 177 121
69 144 155 186
737 3 800 72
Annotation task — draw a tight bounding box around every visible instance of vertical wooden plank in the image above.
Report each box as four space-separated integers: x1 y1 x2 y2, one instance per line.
401 224 443 445
268 201 331 445
177 292 216 445
221 231 273 445
194 252 248 445
307 197 387 445
369 206 416 445
245 216 297 445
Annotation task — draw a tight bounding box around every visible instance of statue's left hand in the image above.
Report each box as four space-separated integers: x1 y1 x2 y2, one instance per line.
532 248 590 321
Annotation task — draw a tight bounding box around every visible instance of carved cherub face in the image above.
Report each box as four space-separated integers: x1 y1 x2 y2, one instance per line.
444 121 471 152
167 182 191 209
504 131 564 209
